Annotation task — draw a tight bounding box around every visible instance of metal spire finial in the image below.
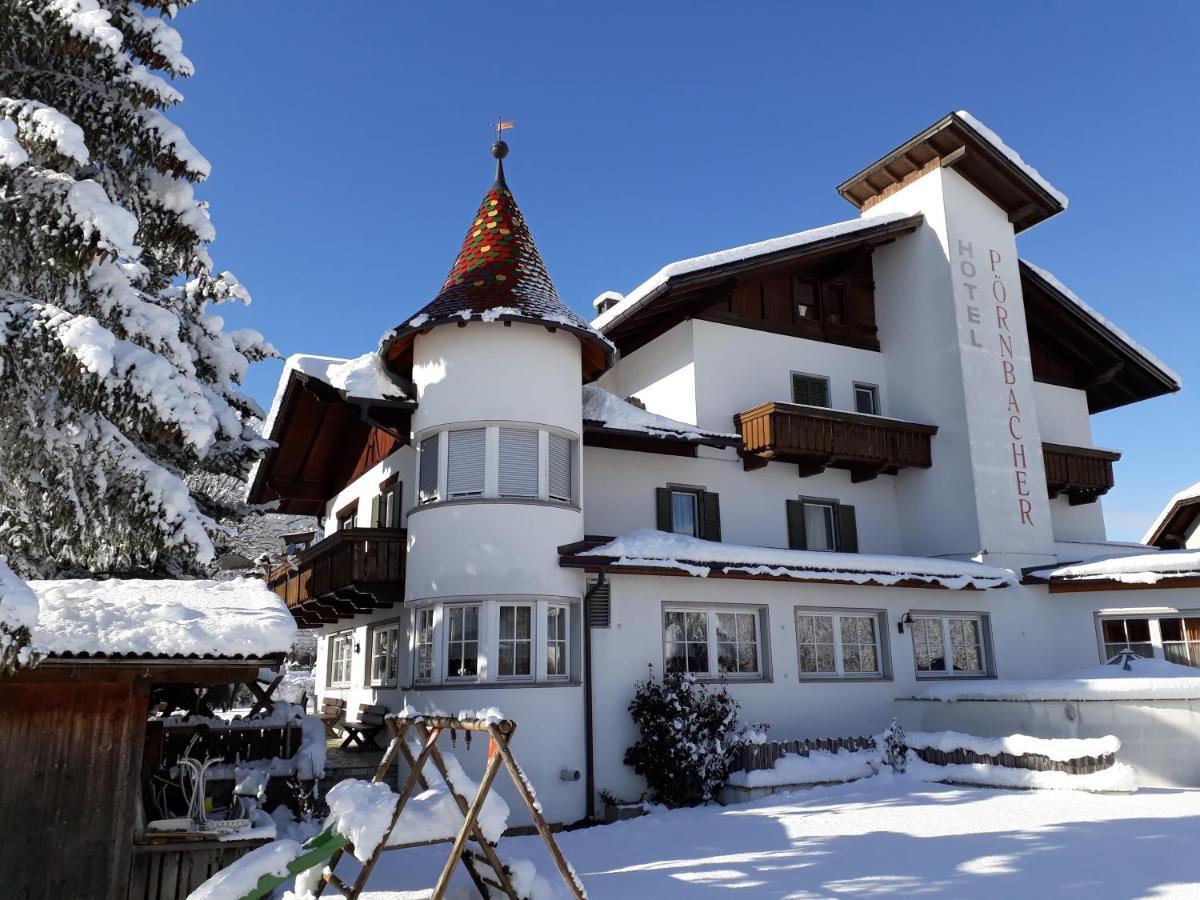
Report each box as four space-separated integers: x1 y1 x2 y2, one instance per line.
492 118 513 187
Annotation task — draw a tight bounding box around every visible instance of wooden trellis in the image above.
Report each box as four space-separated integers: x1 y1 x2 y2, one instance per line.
315 714 587 900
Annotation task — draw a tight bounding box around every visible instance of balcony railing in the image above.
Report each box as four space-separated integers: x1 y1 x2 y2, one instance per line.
266 527 406 627
1043 443 1120 505
734 401 938 481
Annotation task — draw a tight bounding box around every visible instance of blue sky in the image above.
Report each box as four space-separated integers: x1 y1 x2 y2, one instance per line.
173 1 1199 541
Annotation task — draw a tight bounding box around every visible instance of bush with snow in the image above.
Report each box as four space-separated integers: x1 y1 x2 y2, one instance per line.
624 668 741 806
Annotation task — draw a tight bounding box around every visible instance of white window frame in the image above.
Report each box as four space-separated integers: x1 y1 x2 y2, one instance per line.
446 428 487 499
369 622 400 687
496 602 535 681
413 607 435 684
546 603 570 680
663 606 764 679
1096 611 1200 666
794 608 887 680
800 499 838 551
670 489 701 537
418 435 440 504
853 382 880 416
327 631 354 688
498 428 540 499
912 613 991 679
444 603 482 681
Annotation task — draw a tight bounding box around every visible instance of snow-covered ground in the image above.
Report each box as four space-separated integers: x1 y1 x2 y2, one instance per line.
338 777 1200 899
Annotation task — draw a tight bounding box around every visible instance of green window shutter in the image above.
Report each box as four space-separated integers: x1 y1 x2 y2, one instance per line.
370 494 382 529
791 374 828 407
701 491 722 542
786 499 807 550
836 504 858 553
655 487 673 532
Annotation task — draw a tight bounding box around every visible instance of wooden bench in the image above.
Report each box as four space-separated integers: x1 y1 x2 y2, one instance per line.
315 697 346 739
339 703 388 751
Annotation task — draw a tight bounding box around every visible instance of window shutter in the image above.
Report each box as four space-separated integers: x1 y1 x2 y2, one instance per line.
837 504 858 553
791 374 828 407
655 487 673 532
786 499 807 550
499 428 539 498
586 577 611 628
370 494 382 528
701 491 722 542
548 433 573 502
447 428 486 497
419 434 439 503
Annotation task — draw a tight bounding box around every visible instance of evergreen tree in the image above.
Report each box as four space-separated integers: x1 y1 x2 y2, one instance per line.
0 0 273 580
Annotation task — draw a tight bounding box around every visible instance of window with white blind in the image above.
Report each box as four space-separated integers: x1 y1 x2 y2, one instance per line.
446 428 486 498
418 434 439 504
548 433 573 503
498 428 539 498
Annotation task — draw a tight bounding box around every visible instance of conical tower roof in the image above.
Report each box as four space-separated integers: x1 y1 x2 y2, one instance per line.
382 141 614 381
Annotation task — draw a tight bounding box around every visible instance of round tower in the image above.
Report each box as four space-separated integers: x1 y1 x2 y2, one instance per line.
380 140 613 687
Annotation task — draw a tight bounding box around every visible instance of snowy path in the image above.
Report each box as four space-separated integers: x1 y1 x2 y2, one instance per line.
340 776 1200 899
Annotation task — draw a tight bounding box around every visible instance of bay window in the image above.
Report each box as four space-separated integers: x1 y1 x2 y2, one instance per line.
912 614 990 678
547 604 569 678
446 428 486 498
414 607 434 683
795 609 885 679
1099 614 1200 667
497 603 534 679
446 605 480 679
370 623 400 687
498 428 539 498
415 426 577 506
664 606 764 678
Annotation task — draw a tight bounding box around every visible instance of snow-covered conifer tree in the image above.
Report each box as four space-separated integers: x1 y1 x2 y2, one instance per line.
0 0 273 582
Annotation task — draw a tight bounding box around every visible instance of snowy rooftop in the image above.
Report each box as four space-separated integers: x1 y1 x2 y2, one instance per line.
591 210 922 332
913 658 1200 702
574 530 1016 590
28 577 296 659
954 110 1068 209
1143 479 1200 545
1030 549 1200 587
581 385 740 444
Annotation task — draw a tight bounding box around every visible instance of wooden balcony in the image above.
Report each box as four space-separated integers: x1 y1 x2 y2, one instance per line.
1043 443 1120 505
735 401 938 481
266 528 406 628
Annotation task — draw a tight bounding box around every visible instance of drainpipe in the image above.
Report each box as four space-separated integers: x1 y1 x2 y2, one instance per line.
582 568 608 821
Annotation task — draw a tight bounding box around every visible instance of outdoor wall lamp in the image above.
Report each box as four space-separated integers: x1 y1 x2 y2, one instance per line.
897 612 914 634
354 642 362 654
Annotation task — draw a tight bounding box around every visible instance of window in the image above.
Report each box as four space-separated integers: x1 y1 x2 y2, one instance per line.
446 429 486 498
328 632 353 687
499 428 539 498
548 433 574 503
664 607 763 678
656 487 721 541
912 614 989 677
1098 614 1200 667
373 479 402 528
418 434 439 504
414 608 434 683
787 499 857 553
794 278 818 320
1159 617 1200 666
497 603 533 679
1101 617 1154 660
370 623 399 687
791 373 830 407
822 283 845 325
795 610 884 678
336 503 357 531
445 605 480 679
547 605 569 678
853 383 880 416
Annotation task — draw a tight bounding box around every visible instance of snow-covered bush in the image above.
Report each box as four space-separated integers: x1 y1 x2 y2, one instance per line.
880 718 907 774
624 668 741 806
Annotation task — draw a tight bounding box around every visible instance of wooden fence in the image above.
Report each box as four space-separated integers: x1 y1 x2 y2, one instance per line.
729 736 876 774
145 720 303 772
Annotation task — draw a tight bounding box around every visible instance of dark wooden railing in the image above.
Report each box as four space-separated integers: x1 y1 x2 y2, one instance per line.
1043 442 1120 505
266 527 405 626
735 401 937 481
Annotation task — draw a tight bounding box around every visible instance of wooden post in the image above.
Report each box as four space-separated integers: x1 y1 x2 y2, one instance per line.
430 745 508 899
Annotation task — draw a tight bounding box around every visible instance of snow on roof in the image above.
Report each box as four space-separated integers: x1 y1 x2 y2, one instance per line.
591 210 921 332
29 577 296 659
1023 261 1181 388
578 529 1016 590
1031 549 1200 586
1143 480 1200 545
913 657 1200 702
581 385 739 443
955 110 1069 209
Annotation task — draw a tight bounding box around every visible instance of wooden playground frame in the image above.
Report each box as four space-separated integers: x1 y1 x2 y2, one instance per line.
315 713 587 899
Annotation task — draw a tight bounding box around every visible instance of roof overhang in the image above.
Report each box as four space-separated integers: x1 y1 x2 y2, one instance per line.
247 367 416 515
1146 497 1200 549
582 421 740 457
837 112 1066 233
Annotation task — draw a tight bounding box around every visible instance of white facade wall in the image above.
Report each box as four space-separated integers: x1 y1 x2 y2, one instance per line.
322 445 415 528
597 320 697 425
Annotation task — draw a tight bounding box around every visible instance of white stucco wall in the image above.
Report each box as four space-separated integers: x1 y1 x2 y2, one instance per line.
322 444 415 528
1034 382 1095 447
597 320 698 426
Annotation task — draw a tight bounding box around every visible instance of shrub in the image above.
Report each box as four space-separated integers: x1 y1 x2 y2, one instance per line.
624 668 741 806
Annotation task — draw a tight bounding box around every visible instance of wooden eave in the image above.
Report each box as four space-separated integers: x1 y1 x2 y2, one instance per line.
1022 262 1179 413
836 113 1065 233
601 214 923 357
582 421 740 457
1146 497 1200 549
1045 574 1200 593
247 370 415 515
11 655 281 685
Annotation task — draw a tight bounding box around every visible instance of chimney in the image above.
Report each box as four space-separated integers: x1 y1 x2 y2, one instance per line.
592 291 623 315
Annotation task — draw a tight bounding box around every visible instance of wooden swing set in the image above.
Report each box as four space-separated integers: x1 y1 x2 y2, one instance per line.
315 713 587 900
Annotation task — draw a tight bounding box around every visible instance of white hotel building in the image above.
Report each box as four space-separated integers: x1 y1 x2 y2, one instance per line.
249 111 1192 824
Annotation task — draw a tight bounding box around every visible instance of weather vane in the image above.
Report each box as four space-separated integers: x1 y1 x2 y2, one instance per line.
494 117 514 140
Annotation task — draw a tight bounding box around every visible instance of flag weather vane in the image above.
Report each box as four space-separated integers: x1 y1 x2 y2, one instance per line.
491 118 513 186
494 118 514 140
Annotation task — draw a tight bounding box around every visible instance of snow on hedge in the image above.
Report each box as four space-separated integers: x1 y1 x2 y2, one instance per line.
28 576 295 658
591 210 919 330
906 754 1137 793
914 657 1200 702
579 529 1016 590
582 385 739 442
1031 548 1200 586
726 747 882 789
905 731 1120 762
